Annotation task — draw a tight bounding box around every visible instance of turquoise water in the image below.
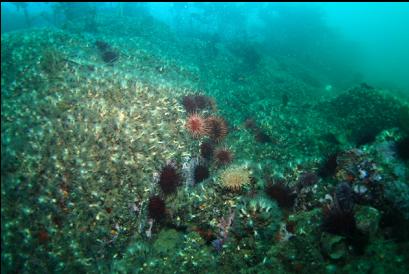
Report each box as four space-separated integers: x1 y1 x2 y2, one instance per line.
1 3 409 273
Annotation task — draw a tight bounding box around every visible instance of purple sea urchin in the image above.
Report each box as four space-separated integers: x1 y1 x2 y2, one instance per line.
205 116 228 142
396 136 409 161
265 180 296 209
158 164 181 194
318 152 338 178
182 157 209 186
182 95 197 113
102 50 119 64
95 40 110 51
148 196 166 221
215 148 233 166
181 94 213 113
194 95 210 109
254 130 273 143
322 182 357 236
200 141 214 160
194 164 210 184
322 207 357 236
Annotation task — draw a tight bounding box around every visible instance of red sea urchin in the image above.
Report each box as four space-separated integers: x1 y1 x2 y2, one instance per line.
186 113 208 138
205 116 228 142
215 148 233 166
158 164 181 194
148 196 166 221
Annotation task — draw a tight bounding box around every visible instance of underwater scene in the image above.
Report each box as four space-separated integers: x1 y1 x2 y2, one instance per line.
1 2 409 273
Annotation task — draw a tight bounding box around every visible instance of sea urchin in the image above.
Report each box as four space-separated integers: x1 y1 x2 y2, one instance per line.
148 196 166 221
181 94 213 113
265 180 296 210
158 163 181 194
205 116 228 142
200 141 214 160
186 113 208 138
215 148 233 166
194 164 210 184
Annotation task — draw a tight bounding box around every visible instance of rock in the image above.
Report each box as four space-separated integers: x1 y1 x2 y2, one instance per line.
355 205 381 236
325 264 337 274
320 232 347 260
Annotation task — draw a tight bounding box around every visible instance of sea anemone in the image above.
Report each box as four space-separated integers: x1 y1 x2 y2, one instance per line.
186 113 208 138
194 163 210 184
220 166 251 191
205 116 228 142
148 196 166 221
158 163 181 194
265 180 296 209
200 141 214 160
215 148 233 166
237 195 282 240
